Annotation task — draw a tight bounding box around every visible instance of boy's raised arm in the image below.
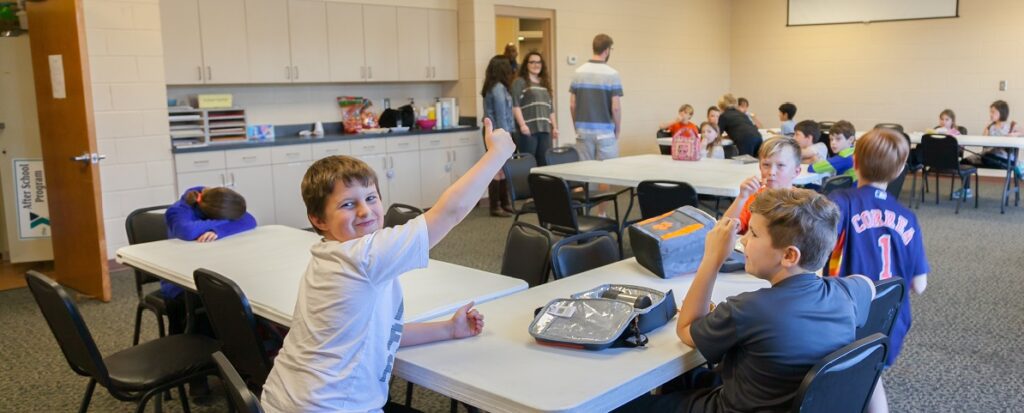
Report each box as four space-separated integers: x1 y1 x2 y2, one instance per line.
423 119 515 248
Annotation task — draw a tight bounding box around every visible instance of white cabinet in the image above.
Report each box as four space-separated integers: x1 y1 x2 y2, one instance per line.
387 151 422 207
361 5 399 82
356 153 390 206
198 0 250 84
287 0 330 82
160 0 205 84
419 146 451 207
228 165 276 225
175 149 277 225
452 139 484 181
428 9 459 80
396 7 431 82
244 0 292 83
418 131 485 206
326 2 365 82
272 161 313 228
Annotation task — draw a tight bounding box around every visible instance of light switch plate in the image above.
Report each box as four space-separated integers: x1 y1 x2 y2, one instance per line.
999 80 1007 91
48 54 66 99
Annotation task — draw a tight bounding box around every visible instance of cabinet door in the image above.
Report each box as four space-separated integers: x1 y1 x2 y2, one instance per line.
428 9 458 80
272 161 313 228
387 151 422 207
288 0 330 82
326 2 366 82
244 0 292 83
396 7 430 81
227 165 276 225
198 0 250 84
354 154 390 208
419 148 451 207
361 5 399 82
451 143 483 183
160 0 205 85
177 169 226 194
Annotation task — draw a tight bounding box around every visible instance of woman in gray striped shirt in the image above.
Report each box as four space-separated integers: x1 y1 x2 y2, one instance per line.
512 51 559 166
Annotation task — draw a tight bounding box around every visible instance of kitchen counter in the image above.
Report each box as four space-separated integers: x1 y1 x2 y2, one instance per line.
173 125 480 154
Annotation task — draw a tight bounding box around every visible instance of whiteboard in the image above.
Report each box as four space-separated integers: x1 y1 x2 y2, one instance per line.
788 0 958 26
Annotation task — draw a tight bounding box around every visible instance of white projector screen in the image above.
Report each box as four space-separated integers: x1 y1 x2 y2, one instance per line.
788 0 958 26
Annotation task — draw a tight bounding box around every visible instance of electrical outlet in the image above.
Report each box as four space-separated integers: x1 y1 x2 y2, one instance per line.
567 55 577 65
999 80 1007 91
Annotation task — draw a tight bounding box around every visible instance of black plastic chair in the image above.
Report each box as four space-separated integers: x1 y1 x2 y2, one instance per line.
125 205 172 345
544 146 627 218
857 277 906 340
818 121 836 132
817 121 835 158
213 352 264 413
790 333 888 413
820 175 854 195
528 173 621 253
193 269 273 395
657 129 673 155
500 222 553 287
957 126 968 135
919 134 979 213
637 180 699 220
502 152 538 221
26 271 218 413
383 203 424 228
886 163 909 203
873 123 904 133
550 231 621 279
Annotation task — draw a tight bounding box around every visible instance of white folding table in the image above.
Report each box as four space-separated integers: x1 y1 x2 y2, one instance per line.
394 258 770 413
908 133 1024 213
115 225 528 325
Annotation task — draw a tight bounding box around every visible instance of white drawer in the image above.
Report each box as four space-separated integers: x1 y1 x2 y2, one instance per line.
350 138 387 155
386 135 420 153
225 147 272 168
271 144 313 164
451 131 481 147
175 151 225 173
419 134 449 150
312 140 352 159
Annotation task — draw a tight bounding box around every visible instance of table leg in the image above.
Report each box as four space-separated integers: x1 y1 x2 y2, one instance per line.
621 188 636 232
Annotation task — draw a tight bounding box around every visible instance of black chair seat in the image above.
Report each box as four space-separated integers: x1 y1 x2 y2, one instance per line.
105 334 219 391
925 164 976 177
142 289 168 313
574 215 619 233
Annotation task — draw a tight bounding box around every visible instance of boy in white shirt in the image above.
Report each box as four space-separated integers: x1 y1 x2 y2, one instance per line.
793 120 828 164
260 119 515 413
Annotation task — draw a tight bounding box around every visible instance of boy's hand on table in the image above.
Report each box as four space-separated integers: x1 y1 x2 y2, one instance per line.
704 217 739 265
483 118 516 159
197 231 218 242
450 301 485 339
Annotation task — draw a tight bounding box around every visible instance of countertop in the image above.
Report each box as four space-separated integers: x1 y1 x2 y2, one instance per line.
173 125 480 154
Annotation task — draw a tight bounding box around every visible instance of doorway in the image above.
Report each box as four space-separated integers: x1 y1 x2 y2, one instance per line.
494 6 556 125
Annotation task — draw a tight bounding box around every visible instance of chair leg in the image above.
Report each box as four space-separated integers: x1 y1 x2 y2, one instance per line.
450 399 458 413
975 173 980 208
934 173 940 204
405 381 415 406
78 379 96 413
179 384 192 413
156 311 166 338
909 171 917 208
132 305 145 346
135 388 157 413
955 176 964 214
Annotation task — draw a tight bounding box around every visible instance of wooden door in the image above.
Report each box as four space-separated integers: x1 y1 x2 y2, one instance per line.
25 0 110 300
198 0 250 84
361 5 399 82
287 0 330 82
396 7 430 81
159 0 205 85
326 2 366 82
428 9 458 80
244 0 292 83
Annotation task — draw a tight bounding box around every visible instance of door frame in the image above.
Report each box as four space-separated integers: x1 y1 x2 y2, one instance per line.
494 6 557 116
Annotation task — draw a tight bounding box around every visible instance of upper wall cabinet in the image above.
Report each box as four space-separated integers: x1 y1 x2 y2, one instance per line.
160 0 205 84
397 8 458 81
244 0 329 83
161 0 249 84
326 4 400 82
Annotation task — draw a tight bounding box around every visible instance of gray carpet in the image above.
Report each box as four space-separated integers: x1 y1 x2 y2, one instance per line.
2 181 1023 412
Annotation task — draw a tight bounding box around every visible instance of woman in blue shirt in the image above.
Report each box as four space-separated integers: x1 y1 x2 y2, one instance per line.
482 55 517 217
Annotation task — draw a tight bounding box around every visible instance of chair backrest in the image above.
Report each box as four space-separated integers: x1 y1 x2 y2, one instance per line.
956 125 968 135
873 123 904 133
856 277 906 340
503 152 537 202
637 180 699 219
383 203 424 228
818 121 836 132
213 352 265 413
545 146 581 166
528 173 580 233
500 222 553 287
723 144 739 159
550 231 620 279
886 164 908 202
125 205 172 292
25 271 110 387
919 133 961 171
820 175 854 195
656 129 672 138
193 269 272 391
791 333 888 413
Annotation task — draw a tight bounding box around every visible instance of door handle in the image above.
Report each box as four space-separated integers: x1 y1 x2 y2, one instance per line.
71 152 106 164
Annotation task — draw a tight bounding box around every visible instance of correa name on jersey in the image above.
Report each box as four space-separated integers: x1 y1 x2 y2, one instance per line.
850 208 916 246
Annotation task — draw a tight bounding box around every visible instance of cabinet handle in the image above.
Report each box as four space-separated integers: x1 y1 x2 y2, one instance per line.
197 66 203 81
193 160 209 165
242 155 258 161
287 152 300 157
363 145 374 150
431 66 436 78
360 66 365 79
294 66 299 79
230 172 236 187
452 150 456 162
220 173 225 186
446 150 451 163
286 66 291 79
207 66 212 80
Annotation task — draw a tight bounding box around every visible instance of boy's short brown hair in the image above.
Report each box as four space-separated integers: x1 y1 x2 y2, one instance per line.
592 34 613 54
855 128 909 183
678 104 694 115
301 155 380 233
829 120 856 140
758 136 801 165
749 188 840 271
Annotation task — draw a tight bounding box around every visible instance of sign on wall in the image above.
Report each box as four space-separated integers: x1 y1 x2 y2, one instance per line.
12 159 51 239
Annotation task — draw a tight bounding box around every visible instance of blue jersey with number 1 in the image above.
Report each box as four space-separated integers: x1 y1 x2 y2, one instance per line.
827 186 929 366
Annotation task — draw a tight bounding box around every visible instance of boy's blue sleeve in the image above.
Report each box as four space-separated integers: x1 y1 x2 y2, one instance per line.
165 203 226 241
211 212 257 238
810 154 853 174
910 217 930 276
838 276 875 328
689 297 742 363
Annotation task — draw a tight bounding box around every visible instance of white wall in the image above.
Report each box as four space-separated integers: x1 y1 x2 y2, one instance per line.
83 0 176 258
730 0 1024 134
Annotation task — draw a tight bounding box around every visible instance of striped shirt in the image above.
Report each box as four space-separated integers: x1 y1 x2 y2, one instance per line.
570 60 623 139
511 77 553 134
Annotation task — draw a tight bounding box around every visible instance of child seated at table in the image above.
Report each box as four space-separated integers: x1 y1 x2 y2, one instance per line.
779 102 797 136
724 136 802 234
660 104 700 137
794 120 827 164
615 188 875 412
738 97 763 128
826 128 929 413
700 121 725 159
260 119 514 412
810 120 857 179
707 105 721 127
966 100 1022 171
931 109 962 136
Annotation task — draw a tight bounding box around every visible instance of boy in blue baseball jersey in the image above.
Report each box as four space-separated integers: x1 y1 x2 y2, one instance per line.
826 128 929 413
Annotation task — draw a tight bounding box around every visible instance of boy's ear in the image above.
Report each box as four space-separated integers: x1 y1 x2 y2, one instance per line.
308 213 329 233
781 245 802 269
